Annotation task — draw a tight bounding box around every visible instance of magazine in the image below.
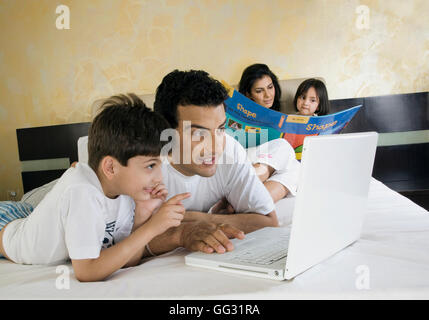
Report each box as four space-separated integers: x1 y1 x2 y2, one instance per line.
222 81 362 160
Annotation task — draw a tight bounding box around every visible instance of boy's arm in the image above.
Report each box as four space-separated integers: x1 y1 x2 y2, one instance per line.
123 188 167 267
72 222 158 282
121 206 154 268
72 193 187 282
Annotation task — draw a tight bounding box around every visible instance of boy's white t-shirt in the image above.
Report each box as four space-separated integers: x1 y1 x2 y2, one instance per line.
162 134 275 214
3 163 135 265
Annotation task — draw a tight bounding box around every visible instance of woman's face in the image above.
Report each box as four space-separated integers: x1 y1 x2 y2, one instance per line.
247 75 275 109
296 86 319 116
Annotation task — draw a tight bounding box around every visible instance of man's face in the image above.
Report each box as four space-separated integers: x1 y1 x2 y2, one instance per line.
172 104 226 177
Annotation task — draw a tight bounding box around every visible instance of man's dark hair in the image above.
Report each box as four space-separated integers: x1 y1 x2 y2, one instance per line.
293 78 331 116
238 63 282 112
153 70 228 128
88 93 170 171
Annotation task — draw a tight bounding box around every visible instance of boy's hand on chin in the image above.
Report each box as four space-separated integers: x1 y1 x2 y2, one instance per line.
150 183 168 202
134 184 169 225
134 198 163 225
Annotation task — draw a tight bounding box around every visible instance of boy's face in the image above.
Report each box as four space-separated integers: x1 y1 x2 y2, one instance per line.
114 155 163 202
172 104 227 177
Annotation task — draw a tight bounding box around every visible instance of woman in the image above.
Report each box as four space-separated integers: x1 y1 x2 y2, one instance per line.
229 64 300 204
238 63 282 111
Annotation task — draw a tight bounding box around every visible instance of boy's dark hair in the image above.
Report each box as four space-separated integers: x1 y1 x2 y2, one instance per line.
293 78 331 116
153 70 228 128
238 63 282 112
88 93 170 171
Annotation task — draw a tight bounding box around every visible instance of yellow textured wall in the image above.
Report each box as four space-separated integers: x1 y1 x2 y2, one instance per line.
0 0 428 200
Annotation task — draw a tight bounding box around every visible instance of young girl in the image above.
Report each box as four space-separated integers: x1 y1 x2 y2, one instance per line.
294 78 330 116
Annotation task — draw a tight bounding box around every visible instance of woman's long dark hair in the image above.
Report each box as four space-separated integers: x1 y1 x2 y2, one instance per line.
238 64 282 111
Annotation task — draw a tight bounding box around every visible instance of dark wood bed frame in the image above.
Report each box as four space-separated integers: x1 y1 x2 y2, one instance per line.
16 122 91 193
16 91 429 209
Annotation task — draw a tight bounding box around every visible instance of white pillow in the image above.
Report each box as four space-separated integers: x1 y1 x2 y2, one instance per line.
21 136 89 208
78 136 89 164
21 178 58 208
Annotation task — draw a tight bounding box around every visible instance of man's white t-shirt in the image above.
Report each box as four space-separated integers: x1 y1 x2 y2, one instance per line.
3 163 135 265
162 134 275 214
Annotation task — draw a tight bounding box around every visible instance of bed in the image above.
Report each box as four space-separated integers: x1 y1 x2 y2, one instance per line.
3 95 429 299
1 177 428 299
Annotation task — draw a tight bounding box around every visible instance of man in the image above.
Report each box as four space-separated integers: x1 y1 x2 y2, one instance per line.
145 70 278 257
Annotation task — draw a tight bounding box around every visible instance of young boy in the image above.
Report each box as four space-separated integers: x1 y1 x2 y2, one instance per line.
0 93 190 282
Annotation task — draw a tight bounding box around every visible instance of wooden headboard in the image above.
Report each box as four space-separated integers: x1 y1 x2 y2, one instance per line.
16 122 91 193
330 91 429 193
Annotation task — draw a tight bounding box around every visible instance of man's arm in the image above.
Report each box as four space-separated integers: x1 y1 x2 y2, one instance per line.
184 210 278 234
143 223 183 257
144 221 245 257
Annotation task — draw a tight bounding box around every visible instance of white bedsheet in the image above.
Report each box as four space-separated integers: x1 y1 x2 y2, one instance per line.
1 178 428 299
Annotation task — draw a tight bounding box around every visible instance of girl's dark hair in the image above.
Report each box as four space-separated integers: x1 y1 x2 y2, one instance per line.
238 63 282 111
153 70 228 129
293 78 331 116
88 93 170 171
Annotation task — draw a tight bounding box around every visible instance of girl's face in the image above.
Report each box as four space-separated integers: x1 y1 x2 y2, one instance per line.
296 86 319 116
247 75 275 109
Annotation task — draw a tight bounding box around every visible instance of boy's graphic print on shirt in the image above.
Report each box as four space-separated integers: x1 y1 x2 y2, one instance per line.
103 221 116 249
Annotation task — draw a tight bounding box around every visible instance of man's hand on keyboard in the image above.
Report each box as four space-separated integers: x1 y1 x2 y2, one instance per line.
180 221 245 254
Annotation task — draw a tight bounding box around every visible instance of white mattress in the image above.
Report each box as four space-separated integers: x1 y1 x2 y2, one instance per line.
1 178 428 299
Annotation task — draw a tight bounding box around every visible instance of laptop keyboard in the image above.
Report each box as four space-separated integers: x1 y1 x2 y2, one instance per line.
228 234 289 265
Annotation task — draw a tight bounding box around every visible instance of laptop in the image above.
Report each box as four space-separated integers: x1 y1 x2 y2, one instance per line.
185 132 378 280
